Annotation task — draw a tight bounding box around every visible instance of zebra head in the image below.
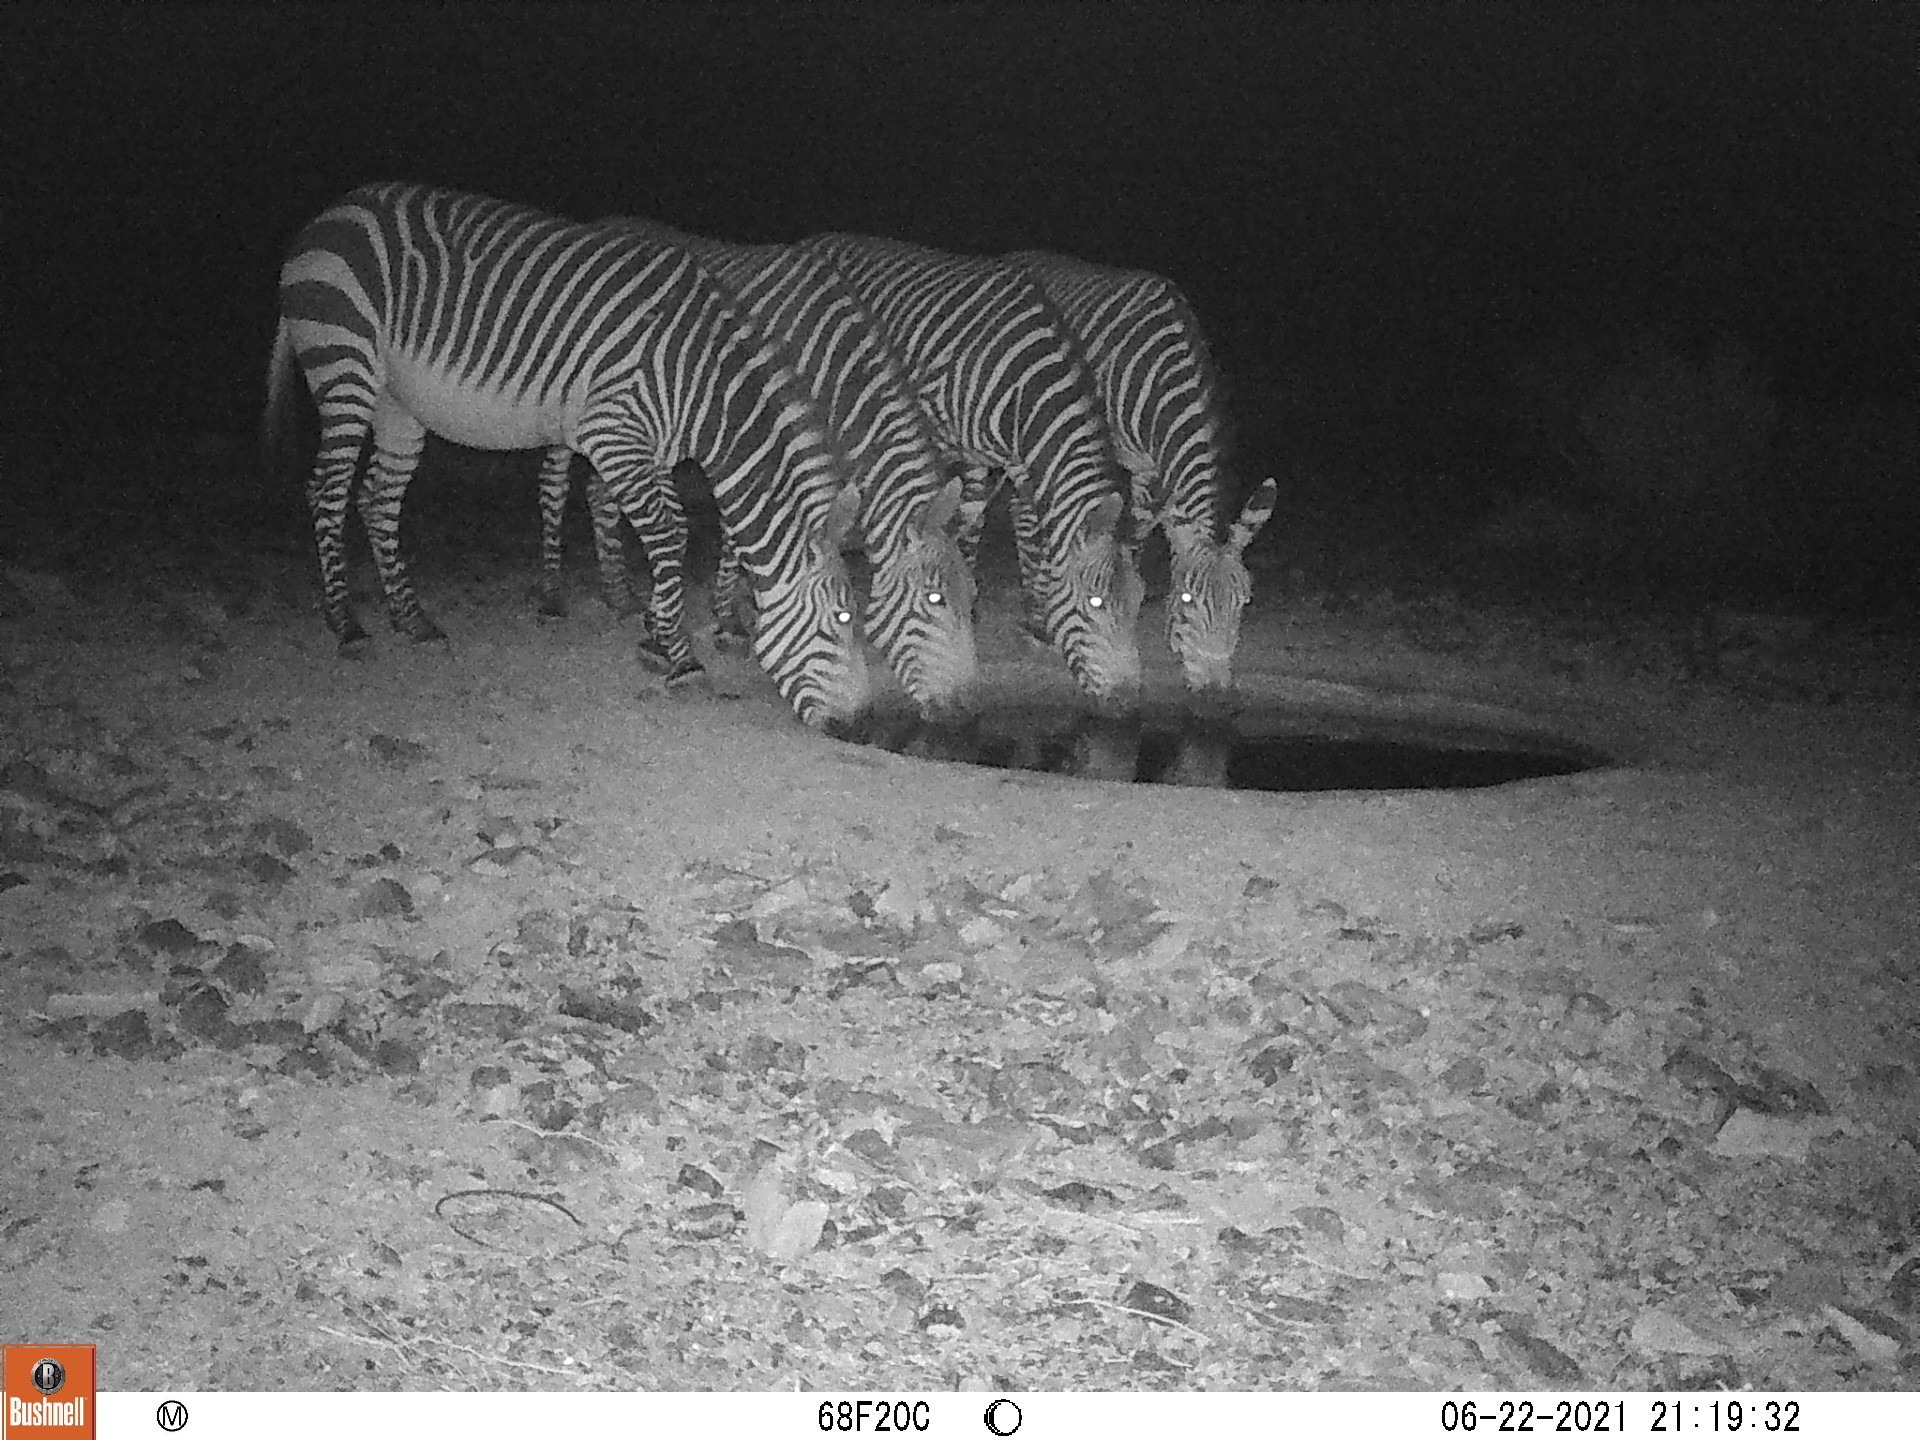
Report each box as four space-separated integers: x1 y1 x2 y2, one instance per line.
750 482 873 733
866 476 980 721
1163 477 1277 692
1038 487 1146 708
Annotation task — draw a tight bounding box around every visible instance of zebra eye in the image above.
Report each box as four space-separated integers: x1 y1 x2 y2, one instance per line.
1180 591 1195 606
1088 594 1104 610
926 590 944 607
834 609 853 627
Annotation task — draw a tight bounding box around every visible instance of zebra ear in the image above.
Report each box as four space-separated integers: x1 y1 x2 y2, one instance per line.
1080 491 1125 545
820 483 863 552
1227 478 1278 554
918 475 965 536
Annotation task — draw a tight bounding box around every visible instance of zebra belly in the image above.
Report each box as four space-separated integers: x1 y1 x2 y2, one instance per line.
386 359 578 452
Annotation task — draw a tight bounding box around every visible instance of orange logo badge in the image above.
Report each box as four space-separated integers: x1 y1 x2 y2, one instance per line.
2 1346 95 1440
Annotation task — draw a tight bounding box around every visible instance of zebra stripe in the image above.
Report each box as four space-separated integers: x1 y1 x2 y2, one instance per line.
545 223 978 720
793 233 1144 706
1001 253 1277 692
263 183 870 730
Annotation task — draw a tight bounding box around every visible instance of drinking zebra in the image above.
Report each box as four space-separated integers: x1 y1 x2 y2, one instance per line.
546 221 979 720
793 233 1144 708
999 253 1277 693
263 182 870 731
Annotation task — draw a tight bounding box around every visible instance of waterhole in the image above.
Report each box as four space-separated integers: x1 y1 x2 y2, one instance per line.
854 700 1606 792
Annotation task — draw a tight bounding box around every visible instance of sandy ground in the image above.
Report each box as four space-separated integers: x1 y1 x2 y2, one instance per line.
2 462 1917 1391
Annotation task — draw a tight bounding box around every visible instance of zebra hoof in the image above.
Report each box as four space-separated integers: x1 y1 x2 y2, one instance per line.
403 620 449 646
333 613 372 651
532 592 568 621
710 623 751 653
635 636 678 674
664 658 709 692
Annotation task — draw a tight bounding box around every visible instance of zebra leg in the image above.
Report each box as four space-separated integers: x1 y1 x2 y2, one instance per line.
582 467 643 619
1008 482 1052 647
953 465 1004 630
305 403 372 648
534 451 644 620
356 405 445 644
600 467 704 684
710 540 752 651
1130 473 1163 551
954 465 1002 573
532 446 573 618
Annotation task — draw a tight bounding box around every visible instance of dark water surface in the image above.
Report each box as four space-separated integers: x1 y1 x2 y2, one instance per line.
853 701 1606 792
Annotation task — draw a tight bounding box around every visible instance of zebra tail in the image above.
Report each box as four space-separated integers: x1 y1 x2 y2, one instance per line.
259 315 304 489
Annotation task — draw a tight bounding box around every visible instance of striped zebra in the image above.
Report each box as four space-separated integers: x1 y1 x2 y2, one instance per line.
792 233 1144 707
262 182 871 731
996 253 1277 692
543 221 978 719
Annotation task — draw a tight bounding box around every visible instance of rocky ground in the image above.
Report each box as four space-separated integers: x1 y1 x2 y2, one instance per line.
1 442 1916 1391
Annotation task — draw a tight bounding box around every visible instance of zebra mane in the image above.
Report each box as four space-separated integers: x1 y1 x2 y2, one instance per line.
1150 269 1235 471
1018 269 1114 443
599 214 695 242
1124 266 1243 545
615 218 860 512
739 324 858 496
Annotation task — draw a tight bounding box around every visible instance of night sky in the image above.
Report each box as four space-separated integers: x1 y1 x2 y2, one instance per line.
5 3 1913 495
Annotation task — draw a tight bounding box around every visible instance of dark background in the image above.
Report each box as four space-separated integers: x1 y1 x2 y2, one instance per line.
3 3 1913 588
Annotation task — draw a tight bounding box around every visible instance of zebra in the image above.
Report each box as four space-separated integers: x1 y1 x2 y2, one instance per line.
995 252 1278 693
792 233 1144 707
262 182 871 732
541 221 979 720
